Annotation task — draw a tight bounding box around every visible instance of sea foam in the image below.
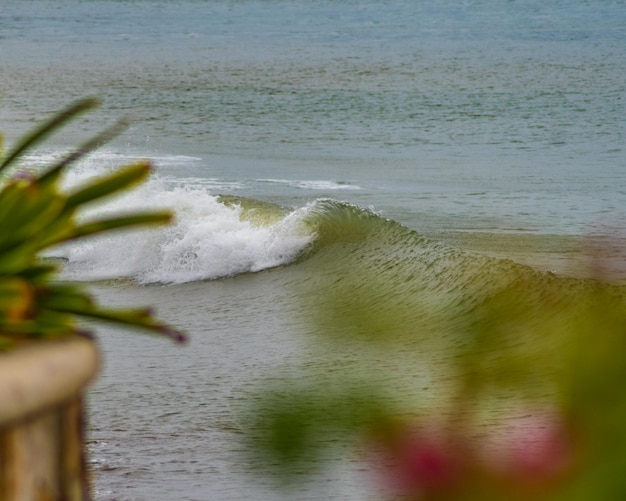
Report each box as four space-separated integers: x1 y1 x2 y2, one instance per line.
50 153 314 284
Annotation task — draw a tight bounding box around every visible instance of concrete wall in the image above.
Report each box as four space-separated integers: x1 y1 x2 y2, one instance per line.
0 337 100 501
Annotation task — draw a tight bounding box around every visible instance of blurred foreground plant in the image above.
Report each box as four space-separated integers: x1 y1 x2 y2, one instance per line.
0 98 185 349
244 233 626 499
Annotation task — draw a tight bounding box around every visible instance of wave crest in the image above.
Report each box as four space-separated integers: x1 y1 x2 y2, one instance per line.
56 175 314 284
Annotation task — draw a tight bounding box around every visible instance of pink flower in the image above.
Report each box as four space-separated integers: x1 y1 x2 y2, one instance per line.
370 423 470 500
366 409 580 500
484 410 579 494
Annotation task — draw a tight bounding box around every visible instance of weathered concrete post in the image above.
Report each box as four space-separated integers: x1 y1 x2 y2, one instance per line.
0 337 100 501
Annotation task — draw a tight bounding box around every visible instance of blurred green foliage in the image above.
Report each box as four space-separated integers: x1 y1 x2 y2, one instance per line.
0 98 185 349
244 228 626 498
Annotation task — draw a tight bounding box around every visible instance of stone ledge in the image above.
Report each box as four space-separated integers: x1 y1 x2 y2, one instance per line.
0 337 100 428
0 337 100 501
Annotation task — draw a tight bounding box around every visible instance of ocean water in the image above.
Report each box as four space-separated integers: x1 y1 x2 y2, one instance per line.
1 1 625 499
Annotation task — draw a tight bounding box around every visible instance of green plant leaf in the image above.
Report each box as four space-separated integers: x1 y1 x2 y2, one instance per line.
37 117 131 187
51 304 186 343
0 182 65 253
0 278 33 323
0 98 100 175
52 212 173 245
36 283 94 312
64 161 153 210
0 99 186 346
16 263 58 282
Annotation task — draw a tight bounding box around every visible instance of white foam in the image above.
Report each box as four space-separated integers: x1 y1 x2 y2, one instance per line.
48 152 314 284
295 180 362 191
259 179 362 191
162 176 245 191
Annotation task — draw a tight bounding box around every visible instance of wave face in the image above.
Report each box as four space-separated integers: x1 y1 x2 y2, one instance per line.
286 199 626 418
294 199 601 346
